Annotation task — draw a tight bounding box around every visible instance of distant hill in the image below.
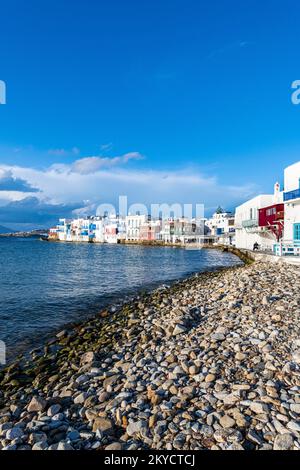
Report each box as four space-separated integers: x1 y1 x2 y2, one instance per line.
0 225 14 234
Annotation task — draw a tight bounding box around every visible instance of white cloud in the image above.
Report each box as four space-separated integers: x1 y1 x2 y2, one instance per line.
70 152 144 174
0 160 258 219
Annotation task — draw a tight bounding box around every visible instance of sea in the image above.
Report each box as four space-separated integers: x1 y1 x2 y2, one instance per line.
0 237 243 363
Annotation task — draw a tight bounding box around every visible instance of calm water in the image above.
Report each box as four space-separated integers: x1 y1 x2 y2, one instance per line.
0 238 243 362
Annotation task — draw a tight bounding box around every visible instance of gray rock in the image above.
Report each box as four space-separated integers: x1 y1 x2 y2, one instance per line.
47 404 61 417
105 442 123 450
57 441 74 450
247 429 263 446
6 426 24 440
273 434 294 450
173 324 187 336
67 430 80 441
287 421 300 432
126 420 147 437
250 402 269 414
32 441 48 450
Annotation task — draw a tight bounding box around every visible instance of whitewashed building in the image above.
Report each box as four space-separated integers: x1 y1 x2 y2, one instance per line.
235 185 283 251
126 214 147 241
206 208 235 245
103 216 126 244
57 218 71 241
93 218 105 243
276 161 300 256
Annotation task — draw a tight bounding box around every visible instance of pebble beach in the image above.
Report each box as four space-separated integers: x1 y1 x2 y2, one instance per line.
1 257 300 451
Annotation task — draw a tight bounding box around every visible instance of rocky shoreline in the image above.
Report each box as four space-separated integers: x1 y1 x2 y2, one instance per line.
1 259 300 451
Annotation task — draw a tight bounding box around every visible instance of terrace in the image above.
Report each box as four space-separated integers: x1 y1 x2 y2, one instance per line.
242 219 258 228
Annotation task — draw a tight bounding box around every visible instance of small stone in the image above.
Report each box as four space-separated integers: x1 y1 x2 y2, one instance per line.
273 434 294 450
27 396 47 412
271 314 281 322
205 374 216 383
32 441 48 450
173 324 187 336
80 351 96 364
235 352 246 361
292 351 300 364
211 333 225 342
247 429 263 446
74 392 88 404
67 430 80 441
29 432 48 444
105 442 123 450
75 374 89 384
47 404 61 417
126 420 147 437
220 415 235 429
290 404 300 414
92 417 114 435
149 415 157 428
250 402 269 414
57 441 74 450
6 427 24 440
189 365 199 375
287 421 300 432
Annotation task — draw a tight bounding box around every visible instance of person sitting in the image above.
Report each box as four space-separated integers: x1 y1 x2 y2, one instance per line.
253 242 259 251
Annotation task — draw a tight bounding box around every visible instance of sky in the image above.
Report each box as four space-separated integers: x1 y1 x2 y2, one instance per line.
1 0 300 229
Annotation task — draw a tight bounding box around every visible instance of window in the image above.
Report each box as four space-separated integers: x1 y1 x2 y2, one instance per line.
294 224 300 241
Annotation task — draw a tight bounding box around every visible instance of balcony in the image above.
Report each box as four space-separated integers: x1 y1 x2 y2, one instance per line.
284 188 300 202
242 219 258 228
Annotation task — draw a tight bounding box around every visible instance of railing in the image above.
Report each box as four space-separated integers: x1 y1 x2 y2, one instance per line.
242 219 258 228
284 188 300 202
273 241 300 257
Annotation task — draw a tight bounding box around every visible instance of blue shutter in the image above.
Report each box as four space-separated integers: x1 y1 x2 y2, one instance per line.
294 224 300 241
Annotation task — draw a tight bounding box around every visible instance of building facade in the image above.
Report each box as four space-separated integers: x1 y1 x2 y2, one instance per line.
274 162 300 256
206 208 235 246
125 214 147 241
235 187 283 251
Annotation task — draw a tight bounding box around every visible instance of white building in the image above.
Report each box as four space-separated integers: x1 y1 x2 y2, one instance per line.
103 216 126 244
57 218 71 241
206 208 235 245
235 186 283 251
278 161 300 256
93 218 105 243
126 214 147 241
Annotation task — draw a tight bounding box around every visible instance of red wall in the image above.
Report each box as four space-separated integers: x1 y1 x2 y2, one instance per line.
258 204 284 227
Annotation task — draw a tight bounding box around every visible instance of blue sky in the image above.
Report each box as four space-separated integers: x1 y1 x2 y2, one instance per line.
0 0 300 228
